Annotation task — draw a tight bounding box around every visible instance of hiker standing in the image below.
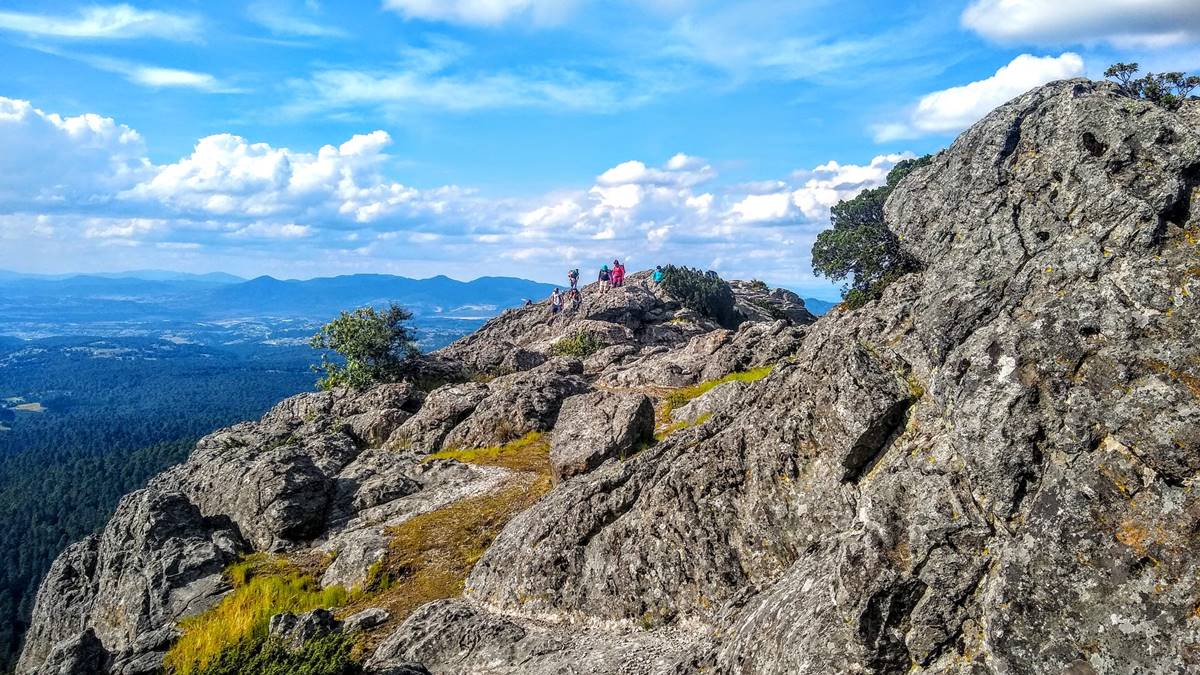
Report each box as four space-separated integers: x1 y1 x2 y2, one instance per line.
550 288 563 314
598 264 611 292
568 268 579 289
652 265 664 283
611 259 624 287
569 288 581 311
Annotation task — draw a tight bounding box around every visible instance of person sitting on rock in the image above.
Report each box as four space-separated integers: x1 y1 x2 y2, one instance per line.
598 264 611 291
569 288 582 311
550 288 563 314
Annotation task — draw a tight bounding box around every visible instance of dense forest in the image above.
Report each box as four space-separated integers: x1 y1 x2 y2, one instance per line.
0 337 318 670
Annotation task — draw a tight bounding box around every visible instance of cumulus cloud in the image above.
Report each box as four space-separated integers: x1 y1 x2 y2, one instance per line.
0 4 200 41
962 0 1200 49
381 0 579 26
0 96 905 293
873 53 1084 142
0 97 151 206
125 130 450 225
729 154 911 224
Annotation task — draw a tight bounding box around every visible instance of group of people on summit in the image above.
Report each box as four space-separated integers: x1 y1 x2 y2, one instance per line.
544 259 665 315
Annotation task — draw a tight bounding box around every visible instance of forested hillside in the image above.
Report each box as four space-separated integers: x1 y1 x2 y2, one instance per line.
0 338 316 670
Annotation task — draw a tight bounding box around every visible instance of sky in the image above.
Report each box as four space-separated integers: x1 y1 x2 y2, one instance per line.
0 1 1198 297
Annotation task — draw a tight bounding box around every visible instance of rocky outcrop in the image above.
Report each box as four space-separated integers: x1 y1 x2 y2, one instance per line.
17 491 246 674
454 79 1200 674
596 318 806 388
435 270 814 379
386 383 490 453
669 380 746 423
729 280 816 324
21 78 1200 675
269 609 340 651
550 391 654 483
441 364 589 449
366 599 707 675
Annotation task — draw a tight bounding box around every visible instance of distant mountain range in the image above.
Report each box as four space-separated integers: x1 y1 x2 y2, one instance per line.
0 271 559 324
0 269 837 318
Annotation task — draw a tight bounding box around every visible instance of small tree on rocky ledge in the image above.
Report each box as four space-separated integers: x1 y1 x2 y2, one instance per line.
812 155 931 309
659 265 741 329
309 303 418 390
1105 62 1200 111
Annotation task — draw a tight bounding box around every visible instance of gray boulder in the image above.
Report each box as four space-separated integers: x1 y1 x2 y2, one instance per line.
386 383 490 453
268 609 339 651
670 380 747 424
550 391 654 483
342 607 391 633
35 629 108 675
730 280 817 325
441 369 589 450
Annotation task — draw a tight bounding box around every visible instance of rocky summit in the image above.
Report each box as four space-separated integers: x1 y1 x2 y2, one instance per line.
18 79 1200 675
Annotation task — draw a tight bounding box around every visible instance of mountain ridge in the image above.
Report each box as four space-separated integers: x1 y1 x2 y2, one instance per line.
18 78 1200 674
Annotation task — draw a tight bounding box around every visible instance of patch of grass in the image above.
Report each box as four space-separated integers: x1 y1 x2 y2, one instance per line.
191 631 360 675
655 412 711 442
165 555 350 675
550 331 603 359
423 431 551 475
345 474 551 652
662 366 773 417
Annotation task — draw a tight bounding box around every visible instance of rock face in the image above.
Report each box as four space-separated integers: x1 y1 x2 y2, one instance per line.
17 491 246 674
550 391 655 483
19 79 1200 675
459 79 1200 674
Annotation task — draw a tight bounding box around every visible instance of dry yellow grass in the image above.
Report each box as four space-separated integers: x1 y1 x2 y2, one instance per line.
167 433 554 671
164 554 349 675
423 431 551 475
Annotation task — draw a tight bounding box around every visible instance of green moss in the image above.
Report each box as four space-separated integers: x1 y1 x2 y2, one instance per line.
423 432 550 475
655 412 712 442
550 331 603 359
662 366 774 417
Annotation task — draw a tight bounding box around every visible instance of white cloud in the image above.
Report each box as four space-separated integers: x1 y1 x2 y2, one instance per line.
0 97 151 206
0 4 199 41
873 53 1085 142
963 0 1200 49
382 0 579 26
248 1 347 37
729 153 910 224
126 130 448 225
0 96 901 294
294 65 651 115
130 67 220 89
229 222 314 239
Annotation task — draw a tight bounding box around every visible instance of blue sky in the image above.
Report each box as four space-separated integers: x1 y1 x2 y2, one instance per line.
0 1 1198 297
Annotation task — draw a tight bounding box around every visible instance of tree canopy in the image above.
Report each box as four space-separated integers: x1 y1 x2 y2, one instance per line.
1105 62 1200 111
811 155 932 309
309 303 419 390
659 265 741 329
